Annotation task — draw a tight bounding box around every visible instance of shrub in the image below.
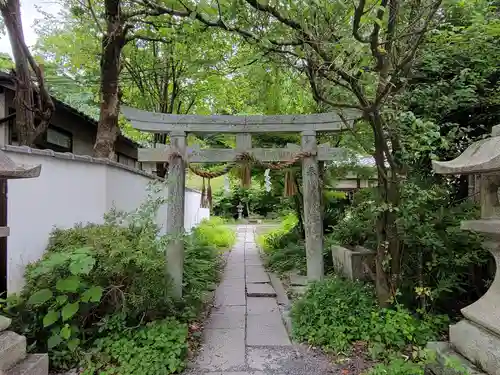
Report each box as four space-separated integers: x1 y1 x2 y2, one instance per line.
3 223 174 369
182 234 223 319
291 277 445 356
258 213 298 250
330 182 489 313
291 277 375 352
266 242 307 275
192 217 236 250
259 212 336 275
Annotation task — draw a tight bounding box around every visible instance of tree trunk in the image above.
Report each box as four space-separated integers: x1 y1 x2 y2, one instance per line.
1 0 35 146
369 111 401 307
94 0 126 159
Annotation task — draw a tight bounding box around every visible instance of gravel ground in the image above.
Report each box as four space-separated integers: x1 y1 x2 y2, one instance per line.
183 344 341 375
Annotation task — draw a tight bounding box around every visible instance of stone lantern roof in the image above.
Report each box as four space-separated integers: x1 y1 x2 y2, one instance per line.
432 125 500 175
0 149 41 179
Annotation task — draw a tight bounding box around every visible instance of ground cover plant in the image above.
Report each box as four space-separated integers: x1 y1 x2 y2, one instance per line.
291 277 449 374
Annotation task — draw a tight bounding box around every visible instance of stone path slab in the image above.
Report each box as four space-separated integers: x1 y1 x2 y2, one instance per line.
195 329 246 371
188 225 334 375
246 297 279 315
215 285 246 306
246 265 270 283
206 309 245 329
246 313 291 346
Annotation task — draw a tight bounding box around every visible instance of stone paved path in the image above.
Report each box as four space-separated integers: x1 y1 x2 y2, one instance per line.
185 225 334 375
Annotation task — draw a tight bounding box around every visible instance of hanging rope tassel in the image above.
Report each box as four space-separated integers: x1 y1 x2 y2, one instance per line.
284 170 298 197
207 178 213 210
240 161 251 188
200 177 208 208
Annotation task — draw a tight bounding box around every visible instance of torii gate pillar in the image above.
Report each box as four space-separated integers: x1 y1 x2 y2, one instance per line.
165 131 186 298
301 131 323 281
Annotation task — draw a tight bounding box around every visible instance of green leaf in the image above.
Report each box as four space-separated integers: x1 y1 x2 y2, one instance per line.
27 289 53 306
48 334 62 349
43 310 59 327
60 325 71 340
56 295 68 306
56 276 81 292
67 337 80 351
81 286 103 303
69 252 95 275
61 302 79 322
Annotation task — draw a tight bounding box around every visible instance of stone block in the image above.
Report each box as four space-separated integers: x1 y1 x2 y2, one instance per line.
426 341 485 375
195 329 245 371
246 313 291 346
331 245 375 281
246 283 276 297
289 274 308 286
268 273 290 307
4 354 49 375
0 332 26 371
288 286 307 298
449 319 500 375
0 317 11 332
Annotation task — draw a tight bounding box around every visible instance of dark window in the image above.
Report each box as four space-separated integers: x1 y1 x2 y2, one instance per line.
117 152 132 166
7 110 72 153
8 107 17 144
38 126 73 153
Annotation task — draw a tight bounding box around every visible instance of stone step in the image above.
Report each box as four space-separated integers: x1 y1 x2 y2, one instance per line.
5 354 48 375
0 332 26 371
246 283 277 297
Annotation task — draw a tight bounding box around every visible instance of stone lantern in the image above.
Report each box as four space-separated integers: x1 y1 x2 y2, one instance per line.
428 125 500 375
0 148 41 245
237 202 244 220
0 149 47 375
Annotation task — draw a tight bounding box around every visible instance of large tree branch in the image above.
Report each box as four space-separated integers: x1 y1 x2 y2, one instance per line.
85 0 104 35
370 0 388 72
396 0 442 73
134 0 302 46
306 64 363 110
243 0 304 33
353 0 369 43
125 33 173 43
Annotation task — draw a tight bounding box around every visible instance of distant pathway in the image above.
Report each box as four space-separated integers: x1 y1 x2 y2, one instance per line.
185 224 334 375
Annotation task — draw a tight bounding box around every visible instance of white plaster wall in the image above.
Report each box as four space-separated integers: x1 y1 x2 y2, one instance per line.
4 149 207 293
105 166 169 234
184 190 210 232
6 152 107 293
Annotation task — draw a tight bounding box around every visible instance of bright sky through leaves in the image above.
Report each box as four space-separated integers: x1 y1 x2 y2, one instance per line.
0 0 60 55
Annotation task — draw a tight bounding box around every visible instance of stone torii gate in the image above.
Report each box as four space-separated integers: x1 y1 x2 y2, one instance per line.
122 107 359 297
